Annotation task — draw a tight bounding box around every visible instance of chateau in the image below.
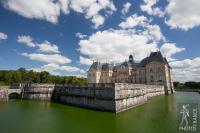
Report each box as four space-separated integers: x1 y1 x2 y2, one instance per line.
87 51 174 94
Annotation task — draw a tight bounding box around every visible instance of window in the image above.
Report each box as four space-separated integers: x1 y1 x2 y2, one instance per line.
150 76 154 82
150 68 153 73
157 67 162 73
159 75 162 82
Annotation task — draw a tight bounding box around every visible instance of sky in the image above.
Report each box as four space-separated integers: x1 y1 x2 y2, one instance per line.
0 0 200 82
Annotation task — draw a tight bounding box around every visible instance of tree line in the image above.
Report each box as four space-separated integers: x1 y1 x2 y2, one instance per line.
1 68 199 89
0 68 87 86
173 82 200 90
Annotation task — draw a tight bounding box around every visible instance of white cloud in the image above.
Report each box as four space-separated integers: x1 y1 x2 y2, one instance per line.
170 57 200 82
0 32 8 40
73 0 117 28
160 43 185 61
70 0 117 28
58 0 70 14
21 53 71 64
119 14 149 29
2 0 116 28
91 14 105 29
79 29 157 63
165 0 200 31
119 14 165 42
121 2 132 16
140 0 164 17
78 13 171 64
146 24 165 41
2 0 65 24
37 41 60 54
17 35 60 53
75 32 87 39
80 56 93 65
32 63 85 76
17 35 36 47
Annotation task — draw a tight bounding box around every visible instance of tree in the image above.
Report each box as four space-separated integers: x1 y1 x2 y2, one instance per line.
0 68 87 85
40 71 51 83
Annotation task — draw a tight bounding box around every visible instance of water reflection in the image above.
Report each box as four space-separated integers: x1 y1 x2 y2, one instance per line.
0 92 199 133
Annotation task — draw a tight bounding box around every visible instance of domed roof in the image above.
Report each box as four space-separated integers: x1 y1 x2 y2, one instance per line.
129 55 133 59
129 54 134 63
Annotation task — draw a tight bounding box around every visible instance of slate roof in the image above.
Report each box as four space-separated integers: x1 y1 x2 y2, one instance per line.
102 63 113 71
89 62 102 70
139 51 169 67
89 51 170 71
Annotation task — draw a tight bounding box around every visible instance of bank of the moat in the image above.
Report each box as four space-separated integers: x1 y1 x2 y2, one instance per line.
0 92 198 133
0 83 172 113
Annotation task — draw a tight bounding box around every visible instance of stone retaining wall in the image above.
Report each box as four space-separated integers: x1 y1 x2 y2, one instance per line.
1 83 165 113
22 84 54 101
0 86 9 101
21 83 165 112
52 84 116 112
115 84 164 112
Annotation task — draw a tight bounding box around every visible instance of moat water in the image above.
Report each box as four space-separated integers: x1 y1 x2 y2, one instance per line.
0 92 199 133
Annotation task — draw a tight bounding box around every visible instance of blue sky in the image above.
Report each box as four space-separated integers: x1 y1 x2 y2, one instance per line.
0 0 200 82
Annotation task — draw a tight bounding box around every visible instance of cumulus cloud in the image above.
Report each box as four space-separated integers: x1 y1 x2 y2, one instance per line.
0 32 8 40
17 35 60 53
17 35 75 75
119 14 149 29
79 29 157 63
2 0 64 24
160 43 185 61
165 0 200 31
80 56 93 65
2 0 116 28
121 2 132 16
75 32 87 39
78 13 170 64
91 14 105 29
21 53 71 64
119 14 165 42
37 41 60 54
70 0 116 28
146 24 165 41
170 57 200 82
17 35 35 47
32 63 85 76
140 0 164 17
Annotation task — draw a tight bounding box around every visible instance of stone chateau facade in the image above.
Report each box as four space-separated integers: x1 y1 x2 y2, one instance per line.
87 51 174 94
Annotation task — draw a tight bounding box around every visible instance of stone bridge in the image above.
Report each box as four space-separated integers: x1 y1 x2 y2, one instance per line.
8 88 22 95
0 86 22 100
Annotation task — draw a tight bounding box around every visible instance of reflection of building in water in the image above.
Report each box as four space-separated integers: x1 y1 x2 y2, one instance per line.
87 51 174 94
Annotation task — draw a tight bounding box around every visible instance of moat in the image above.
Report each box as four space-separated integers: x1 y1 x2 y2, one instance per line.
0 92 199 133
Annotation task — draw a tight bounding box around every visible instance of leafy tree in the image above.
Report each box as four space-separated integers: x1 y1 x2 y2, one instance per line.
40 71 51 83
0 68 87 86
